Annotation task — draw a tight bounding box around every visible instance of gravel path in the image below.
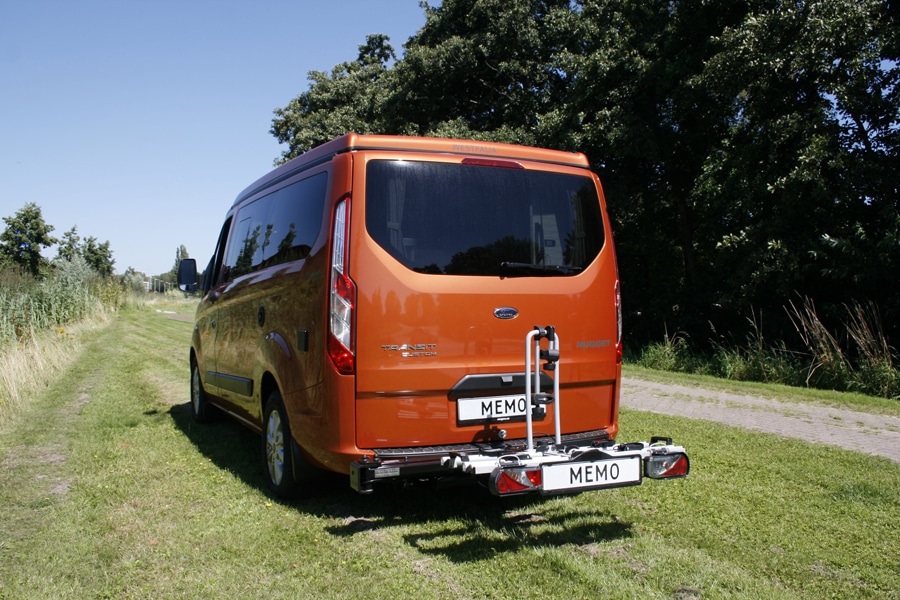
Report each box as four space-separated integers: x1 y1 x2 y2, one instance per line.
621 376 900 463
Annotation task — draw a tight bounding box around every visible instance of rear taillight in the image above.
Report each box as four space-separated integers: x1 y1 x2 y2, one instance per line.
489 467 543 496
645 453 690 479
615 280 623 364
328 196 356 375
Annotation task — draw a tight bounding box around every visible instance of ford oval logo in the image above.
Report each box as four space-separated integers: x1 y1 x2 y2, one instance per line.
493 307 519 320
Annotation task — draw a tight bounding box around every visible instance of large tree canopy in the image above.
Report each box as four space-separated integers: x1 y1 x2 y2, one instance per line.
272 0 899 347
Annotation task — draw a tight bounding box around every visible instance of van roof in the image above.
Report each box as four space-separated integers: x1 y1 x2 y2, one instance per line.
234 134 592 207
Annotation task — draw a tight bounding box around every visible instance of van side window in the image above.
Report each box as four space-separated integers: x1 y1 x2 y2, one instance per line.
365 161 605 276
226 199 271 280
203 217 231 290
222 172 328 281
263 172 327 267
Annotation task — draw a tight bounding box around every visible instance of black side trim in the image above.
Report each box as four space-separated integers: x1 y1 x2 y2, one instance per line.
234 154 334 206
208 372 253 396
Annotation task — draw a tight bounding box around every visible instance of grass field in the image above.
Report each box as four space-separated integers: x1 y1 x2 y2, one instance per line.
1 303 898 599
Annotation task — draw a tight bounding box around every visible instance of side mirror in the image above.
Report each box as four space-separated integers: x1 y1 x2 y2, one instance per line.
177 258 198 291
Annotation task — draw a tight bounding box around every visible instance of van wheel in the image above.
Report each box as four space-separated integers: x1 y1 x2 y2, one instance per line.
190 361 212 423
262 391 301 498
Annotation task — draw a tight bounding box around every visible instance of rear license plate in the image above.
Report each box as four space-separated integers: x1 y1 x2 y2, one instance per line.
542 456 641 493
457 394 535 424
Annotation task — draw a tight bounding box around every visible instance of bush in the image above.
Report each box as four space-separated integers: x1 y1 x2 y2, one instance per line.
0 258 103 346
635 331 695 373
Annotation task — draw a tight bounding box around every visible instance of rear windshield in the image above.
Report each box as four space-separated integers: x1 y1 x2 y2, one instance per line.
365 160 605 277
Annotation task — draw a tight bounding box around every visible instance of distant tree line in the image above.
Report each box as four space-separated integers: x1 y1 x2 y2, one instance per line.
271 0 899 355
0 203 133 345
0 202 115 278
0 202 196 299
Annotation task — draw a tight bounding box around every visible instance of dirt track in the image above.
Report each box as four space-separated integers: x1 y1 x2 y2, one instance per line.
621 377 900 463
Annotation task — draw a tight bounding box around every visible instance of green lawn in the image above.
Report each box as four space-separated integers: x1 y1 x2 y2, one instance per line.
1 305 898 599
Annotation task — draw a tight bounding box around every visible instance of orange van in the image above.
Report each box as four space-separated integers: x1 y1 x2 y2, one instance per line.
178 134 688 497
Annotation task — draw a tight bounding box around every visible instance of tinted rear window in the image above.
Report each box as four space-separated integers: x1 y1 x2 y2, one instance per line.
365 160 605 276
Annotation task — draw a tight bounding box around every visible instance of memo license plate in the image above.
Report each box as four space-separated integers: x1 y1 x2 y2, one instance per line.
457 394 538 424
542 456 641 493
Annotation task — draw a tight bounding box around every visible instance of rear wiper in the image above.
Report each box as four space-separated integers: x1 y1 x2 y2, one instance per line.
499 262 583 277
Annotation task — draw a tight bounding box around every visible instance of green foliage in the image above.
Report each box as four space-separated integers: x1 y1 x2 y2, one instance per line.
0 256 132 346
121 266 148 294
634 330 696 373
81 235 115 277
0 202 57 277
272 0 900 354
270 34 399 162
154 245 191 287
633 301 900 399
387 0 571 143
710 341 803 387
56 226 80 262
1 203 117 280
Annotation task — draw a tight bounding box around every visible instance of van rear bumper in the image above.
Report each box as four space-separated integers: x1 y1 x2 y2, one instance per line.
349 430 689 496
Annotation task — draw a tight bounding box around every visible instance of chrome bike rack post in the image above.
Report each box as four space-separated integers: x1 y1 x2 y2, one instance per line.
524 326 561 452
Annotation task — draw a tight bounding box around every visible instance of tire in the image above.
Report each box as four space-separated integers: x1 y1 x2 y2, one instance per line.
190 361 212 423
262 390 302 498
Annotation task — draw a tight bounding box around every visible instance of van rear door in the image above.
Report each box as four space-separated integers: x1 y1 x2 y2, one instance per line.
351 154 621 450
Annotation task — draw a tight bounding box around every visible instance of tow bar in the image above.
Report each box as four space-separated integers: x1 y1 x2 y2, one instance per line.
444 326 690 496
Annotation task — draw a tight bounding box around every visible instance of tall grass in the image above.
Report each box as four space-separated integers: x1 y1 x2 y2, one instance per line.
845 300 899 398
0 258 138 422
632 298 900 400
0 319 101 424
710 310 805 386
0 259 101 344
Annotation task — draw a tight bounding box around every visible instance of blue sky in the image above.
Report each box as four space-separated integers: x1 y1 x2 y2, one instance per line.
1 1 429 277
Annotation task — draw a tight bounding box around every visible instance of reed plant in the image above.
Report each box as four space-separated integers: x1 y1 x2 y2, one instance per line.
709 311 805 386
632 298 900 400
845 300 899 399
633 329 696 373
0 258 105 345
0 258 135 422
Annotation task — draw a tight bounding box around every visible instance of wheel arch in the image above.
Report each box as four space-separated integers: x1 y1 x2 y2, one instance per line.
259 371 280 416
260 369 322 484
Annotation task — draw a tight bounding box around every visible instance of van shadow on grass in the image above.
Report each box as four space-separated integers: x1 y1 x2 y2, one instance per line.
320 482 634 562
169 401 633 561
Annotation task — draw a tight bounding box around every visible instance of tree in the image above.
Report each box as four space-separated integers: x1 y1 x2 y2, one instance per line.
271 0 900 346
175 244 189 269
0 202 57 277
680 0 900 340
81 236 115 277
57 226 81 262
174 244 190 277
56 225 116 278
270 34 398 162
156 245 191 288
384 0 573 144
